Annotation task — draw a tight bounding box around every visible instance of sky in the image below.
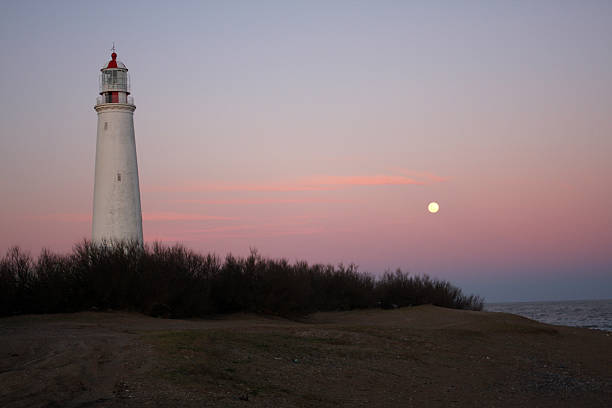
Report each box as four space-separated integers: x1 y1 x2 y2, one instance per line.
1 1 611 302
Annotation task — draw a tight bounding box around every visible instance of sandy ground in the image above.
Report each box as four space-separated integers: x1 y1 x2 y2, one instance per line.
1 306 610 407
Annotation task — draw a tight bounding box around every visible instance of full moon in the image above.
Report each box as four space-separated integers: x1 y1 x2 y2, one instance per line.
428 202 439 213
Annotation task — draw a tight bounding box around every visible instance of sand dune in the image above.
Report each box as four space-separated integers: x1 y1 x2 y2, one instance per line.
1 306 610 407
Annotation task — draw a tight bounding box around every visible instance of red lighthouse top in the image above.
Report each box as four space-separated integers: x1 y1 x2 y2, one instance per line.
107 52 118 68
102 51 127 70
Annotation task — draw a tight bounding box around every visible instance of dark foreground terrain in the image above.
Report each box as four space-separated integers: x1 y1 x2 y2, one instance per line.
1 306 610 407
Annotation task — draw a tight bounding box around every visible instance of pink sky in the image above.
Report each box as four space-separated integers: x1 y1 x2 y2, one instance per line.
1 1 611 301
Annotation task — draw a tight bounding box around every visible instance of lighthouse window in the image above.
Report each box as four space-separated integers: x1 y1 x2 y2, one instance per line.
103 70 117 85
102 70 127 90
104 122 108 130
103 71 112 86
117 173 121 182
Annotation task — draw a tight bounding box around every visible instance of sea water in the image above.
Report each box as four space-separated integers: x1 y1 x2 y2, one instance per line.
485 299 612 332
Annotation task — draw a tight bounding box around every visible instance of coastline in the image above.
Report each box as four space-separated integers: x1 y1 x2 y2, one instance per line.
486 299 612 332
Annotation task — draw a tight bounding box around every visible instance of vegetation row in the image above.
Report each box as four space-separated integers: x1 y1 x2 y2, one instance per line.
0 241 484 318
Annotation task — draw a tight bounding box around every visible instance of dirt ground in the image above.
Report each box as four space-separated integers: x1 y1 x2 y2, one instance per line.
1 306 611 407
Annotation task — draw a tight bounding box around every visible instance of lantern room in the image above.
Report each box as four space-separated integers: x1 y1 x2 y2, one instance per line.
97 52 133 105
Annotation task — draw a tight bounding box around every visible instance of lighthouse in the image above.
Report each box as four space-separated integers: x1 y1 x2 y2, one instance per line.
92 50 143 244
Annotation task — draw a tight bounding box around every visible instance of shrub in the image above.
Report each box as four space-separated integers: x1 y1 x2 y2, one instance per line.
0 242 484 318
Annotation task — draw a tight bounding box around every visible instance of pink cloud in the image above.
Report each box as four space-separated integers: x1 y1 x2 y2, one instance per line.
146 183 327 193
24 213 91 222
21 212 235 223
146 170 445 193
306 175 423 186
170 198 352 205
142 212 236 221
163 214 328 241
144 234 185 243
162 223 325 240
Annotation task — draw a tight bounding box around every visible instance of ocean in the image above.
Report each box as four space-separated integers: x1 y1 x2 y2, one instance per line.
485 299 612 332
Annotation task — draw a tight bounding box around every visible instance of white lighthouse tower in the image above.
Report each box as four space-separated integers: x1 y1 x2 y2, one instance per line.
92 50 143 244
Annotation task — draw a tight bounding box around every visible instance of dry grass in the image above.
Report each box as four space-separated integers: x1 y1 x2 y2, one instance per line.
1 306 611 407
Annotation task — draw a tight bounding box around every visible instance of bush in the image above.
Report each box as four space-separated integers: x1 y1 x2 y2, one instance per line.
0 242 484 318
